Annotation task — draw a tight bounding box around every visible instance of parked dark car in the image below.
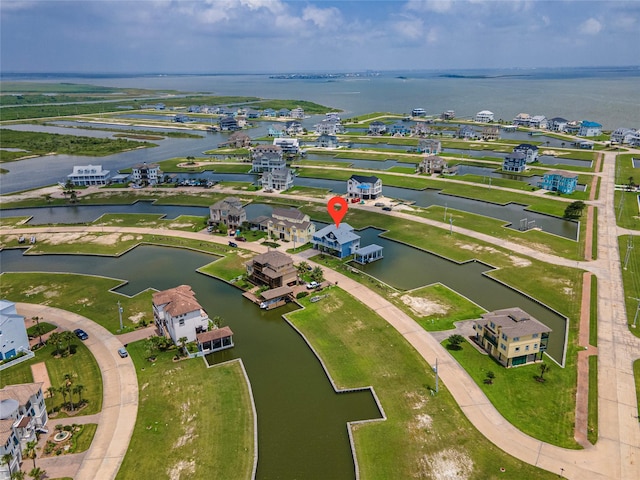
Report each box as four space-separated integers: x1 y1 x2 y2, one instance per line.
235 236 247 242
382 206 392 211
228 241 238 247
74 328 88 340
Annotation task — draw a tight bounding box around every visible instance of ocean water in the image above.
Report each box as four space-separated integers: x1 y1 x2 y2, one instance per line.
4 66 639 129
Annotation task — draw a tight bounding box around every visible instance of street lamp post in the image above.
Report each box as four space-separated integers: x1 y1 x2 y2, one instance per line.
118 301 124 331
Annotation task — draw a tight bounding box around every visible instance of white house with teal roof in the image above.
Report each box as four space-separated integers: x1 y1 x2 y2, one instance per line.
312 223 361 258
578 121 602 137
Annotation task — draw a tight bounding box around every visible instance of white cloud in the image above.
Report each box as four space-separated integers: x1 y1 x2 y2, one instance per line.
393 16 425 40
302 5 342 29
405 0 453 14
579 18 602 35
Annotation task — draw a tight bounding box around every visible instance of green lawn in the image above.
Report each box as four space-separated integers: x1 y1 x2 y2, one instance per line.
588 355 598 445
619 236 640 338
0 342 103 417
288 287 559 478
115 341 254 480
446 340 580 449
71 423 98 453
614 190 640 230
93 213 207 232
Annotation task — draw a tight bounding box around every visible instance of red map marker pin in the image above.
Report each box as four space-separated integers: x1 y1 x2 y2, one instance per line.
327 196 348 228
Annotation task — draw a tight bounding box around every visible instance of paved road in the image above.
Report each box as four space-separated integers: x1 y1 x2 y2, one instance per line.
15 304 138 480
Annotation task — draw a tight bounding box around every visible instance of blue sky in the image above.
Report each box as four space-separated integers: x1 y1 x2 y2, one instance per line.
1 0 638 73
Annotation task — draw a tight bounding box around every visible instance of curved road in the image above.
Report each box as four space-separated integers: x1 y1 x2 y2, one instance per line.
2 148 639 479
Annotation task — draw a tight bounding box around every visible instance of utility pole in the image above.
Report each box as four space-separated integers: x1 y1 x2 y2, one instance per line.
449 215 453 235
434 358 439 393
623 236 633 270
117 301 124 331
617 191 625 222
632 298 640 328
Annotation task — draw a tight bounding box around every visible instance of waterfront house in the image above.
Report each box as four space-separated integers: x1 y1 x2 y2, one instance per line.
258 287 293 310
261 167 294 192
481 126 500 141
284 121 304 136
277 108 291 118
529 115 548 129
418 139 441 154
441 110 455 120
251 145 285 172
411 122 433 137
268 125 285 137
219 115 240 131
457 125 477 139
246 251 297 289
578 120 602 137
368 121 387 135
67 165 111 186
132 162 162 186
390 122 410 136
224 131 251 148
273 137 300 155
325 112 341 121
314 118 344 135
0 300 30 363
513 113 531 126
513 144 539 163
473 307 551 367
312 223 361 258
316 134 339 148
290 107 305 119
246 109 261 119
152 285 210 344
418 155 448 175
354 244 384 265
503 152 527 172
611 128 638 144
173 114 190 123
548 117 568 132
196 326 234 354
262 108 277 118
539 170 578 194
0 383 48 478
412 107 427 117
209 197 247 229
266 207 315 245
347 174 382 200
564 121 581 135
475 110 494 123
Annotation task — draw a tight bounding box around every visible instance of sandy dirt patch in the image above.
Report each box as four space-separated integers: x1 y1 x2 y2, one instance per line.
75 297 93 306
401 295 448 317
167 459 196 480
455 242 501 256
508 255 532 267
128 312 147 324
167 222 193 229
173 401 198 449
418 448 474 480
25 285 49 296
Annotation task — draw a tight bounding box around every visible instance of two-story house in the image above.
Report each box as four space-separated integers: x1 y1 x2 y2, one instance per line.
266 208 315 245
209 197 247 230
368 121 387 135
0 300 30 363
578 120 602 137
418 155 449 175
245 251 297 289
316 134 339 148
417 139 441 155
314 119 344 135
312 223 361 259
347 174 382 200
273 138 300 155
473 308 551 367
67 165 111 186
132 162 162 186
513 144 539 163
475 110 494 123
502 152 527 173
152 285 210 344
538 171 579 194
260 167 294 192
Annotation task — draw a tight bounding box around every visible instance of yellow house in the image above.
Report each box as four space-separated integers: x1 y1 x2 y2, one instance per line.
267 208 315 245
473 307 551 367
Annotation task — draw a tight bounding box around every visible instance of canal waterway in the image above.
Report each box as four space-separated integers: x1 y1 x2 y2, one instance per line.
0 245 382 480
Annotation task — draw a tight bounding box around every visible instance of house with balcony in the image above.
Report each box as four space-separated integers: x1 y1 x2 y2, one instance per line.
267 125 285 137
277 108 291 118
251 145 285 172
222 132 251 148
368 121 387 135
548 117 568 132
538 170 578 194
441 110 455 120
473 307 551 367
0 300 30 363
67 165 111 186
529 115 548 129
314 118 344 135
273 138 300 155
411 108 427 117
312 223 361 259
417 139 441 154
152 285 210 344
611 128 638 144
347 174 382 200
481 126 500 140
475 110 494 123
290 107 305 119
266 207 315 245
513 144 539 163
513 113 531 126
245 251 297 289
316 134 339 148
260 167 294 192
411 122 432 137
578 120 602 137
262 108 277 118
0 383 48 478
284 121 304 136
418 155 449 175
219 115 240 131
390 122 410 136
457 125 477 139
503 152 527 172
209 197 247 230
132 162 162 186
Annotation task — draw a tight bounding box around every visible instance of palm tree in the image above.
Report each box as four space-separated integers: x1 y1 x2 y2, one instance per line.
28 467 46 480
295 262 310 284
1 453 13 473
309 266 324 283
47 331 62 355
73 384 85 406
11 470 25 480
46 386 55 399
61 331 76 356
23 440 37 469
58 385 68 411
178 337 188 356
31 316 44 346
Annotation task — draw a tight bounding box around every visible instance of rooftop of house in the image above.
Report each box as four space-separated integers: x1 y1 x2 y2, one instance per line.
272 207 307 222
581 120 602 128
515 144 539 151
349 174 380 184
196 326 234 344
210 197 244 211
314 223 360 245
544 170 578 179
249 251 293 269
505 152 526 160
477 307 551 337
0 383 44 406
152 285 205 317
260 286 293 300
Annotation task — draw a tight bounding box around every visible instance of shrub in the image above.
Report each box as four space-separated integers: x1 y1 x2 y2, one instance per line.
296 292 309 299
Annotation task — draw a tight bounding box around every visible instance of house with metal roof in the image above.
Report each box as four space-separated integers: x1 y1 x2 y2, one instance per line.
347 174 382 200
312 223 361 258
578 120 602 137
473 307 551 367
